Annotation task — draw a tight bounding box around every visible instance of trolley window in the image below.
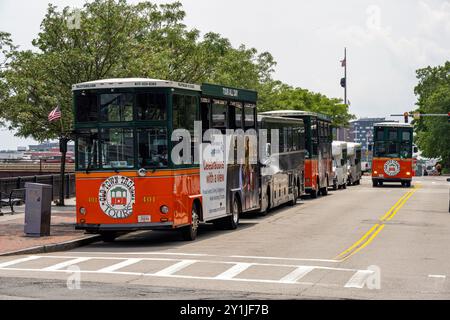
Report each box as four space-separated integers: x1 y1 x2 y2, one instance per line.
136 92 167 121
100 128 135 169
137 128 168 168
100 93 133 122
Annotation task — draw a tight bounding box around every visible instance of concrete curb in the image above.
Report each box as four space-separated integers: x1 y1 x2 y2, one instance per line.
0 234 101 257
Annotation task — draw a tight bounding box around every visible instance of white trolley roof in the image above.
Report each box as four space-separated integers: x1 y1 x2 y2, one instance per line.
347 142 361 156
332 141 347 156
72 78 201 91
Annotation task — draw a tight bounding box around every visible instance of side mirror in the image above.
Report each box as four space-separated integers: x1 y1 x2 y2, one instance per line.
413 147 418 153
447 178 450 182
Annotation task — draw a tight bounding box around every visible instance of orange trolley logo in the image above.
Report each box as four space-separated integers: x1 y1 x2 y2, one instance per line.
98 175 135 219
384 160 400 176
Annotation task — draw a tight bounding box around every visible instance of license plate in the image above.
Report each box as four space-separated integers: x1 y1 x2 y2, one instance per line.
379 174 384 177
138 215 151 223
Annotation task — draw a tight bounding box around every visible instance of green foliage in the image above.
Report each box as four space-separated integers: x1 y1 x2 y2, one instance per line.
413 61 450 167
257 81 355 127
0 0 354 142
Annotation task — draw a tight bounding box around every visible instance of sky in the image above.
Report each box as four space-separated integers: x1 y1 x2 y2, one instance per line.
0 0 449 150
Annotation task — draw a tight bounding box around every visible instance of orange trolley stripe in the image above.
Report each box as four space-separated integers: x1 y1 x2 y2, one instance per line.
76 168 200 179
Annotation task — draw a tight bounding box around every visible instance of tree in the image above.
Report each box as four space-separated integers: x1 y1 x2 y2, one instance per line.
257 81 355 127
1 0 355 204
413 61 450 169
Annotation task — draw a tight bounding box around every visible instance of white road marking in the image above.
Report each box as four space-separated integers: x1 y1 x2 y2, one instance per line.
344 270 374 288
0 254 372 289
230 255 340 263
152 260 196 276
279 266 314 283
214 263 252 280
70 252 340 263
0 256 40 268
70 251 212 257
428 274 446 279
96 258 142 273
42 257 91 271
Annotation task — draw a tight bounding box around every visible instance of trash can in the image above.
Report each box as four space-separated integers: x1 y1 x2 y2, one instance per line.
24 183 52 237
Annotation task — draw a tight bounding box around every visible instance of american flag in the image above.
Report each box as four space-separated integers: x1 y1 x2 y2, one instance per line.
48 106 62 122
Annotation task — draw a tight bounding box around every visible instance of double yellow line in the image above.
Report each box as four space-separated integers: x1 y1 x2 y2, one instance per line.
335 184 420 261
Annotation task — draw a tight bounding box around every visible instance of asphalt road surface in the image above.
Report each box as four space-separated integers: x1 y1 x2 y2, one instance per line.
1 176 449 300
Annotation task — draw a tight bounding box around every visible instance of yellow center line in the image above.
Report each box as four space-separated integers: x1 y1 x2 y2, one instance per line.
334 184 421 261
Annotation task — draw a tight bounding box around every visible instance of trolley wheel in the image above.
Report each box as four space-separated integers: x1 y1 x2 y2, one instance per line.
372 180 378 187
181 203 200 241
405 181 411 188
310 188 318 198
289 188 298 206
215 196 240 230
100 231 118 243
260 190 271 216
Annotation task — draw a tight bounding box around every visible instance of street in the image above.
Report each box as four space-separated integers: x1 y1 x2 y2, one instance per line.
0 176 449 300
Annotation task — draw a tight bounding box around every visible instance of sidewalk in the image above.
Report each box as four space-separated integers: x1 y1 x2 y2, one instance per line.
0 198 99 256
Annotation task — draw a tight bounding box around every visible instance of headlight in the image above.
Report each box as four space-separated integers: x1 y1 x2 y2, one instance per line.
79 207 87 215
160 205 169 214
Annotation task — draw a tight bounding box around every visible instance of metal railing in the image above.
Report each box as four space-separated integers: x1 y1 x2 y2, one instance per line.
0 173 76 201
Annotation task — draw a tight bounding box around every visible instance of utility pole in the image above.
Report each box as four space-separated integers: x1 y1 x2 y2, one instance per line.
344 47 347 106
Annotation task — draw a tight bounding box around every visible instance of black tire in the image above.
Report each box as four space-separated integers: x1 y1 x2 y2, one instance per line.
333 183 337 190
405 181 411 188
310 188 318 199
372 180 378 187
289 187 298 206
216 196 240 230
343 183 347 189
181 203 200 241
100 232 118 243
321 186 328 196
260 190 271 216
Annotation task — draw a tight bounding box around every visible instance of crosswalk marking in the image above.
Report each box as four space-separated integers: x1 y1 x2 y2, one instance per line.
344 270 374 288
279 266 315 283
42 257 91 271
97 258 142 273
0 256 40 268
0 254 373 289
214 263 252 280
152 260 196 276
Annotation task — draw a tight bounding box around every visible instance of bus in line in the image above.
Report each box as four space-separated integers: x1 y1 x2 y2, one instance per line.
73 78 307 241
331 141 348 190
258 115 306 214
347 142 362 186
371 122 417 187
260 110 333 198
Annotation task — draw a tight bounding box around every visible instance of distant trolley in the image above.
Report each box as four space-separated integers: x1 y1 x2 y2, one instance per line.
371 122 416 187
347 142 362 185
260 110 333 198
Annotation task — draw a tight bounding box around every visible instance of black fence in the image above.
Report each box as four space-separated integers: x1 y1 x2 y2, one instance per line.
0 174 76 200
